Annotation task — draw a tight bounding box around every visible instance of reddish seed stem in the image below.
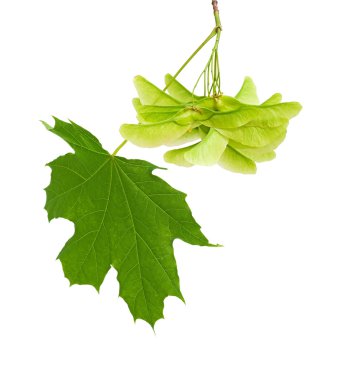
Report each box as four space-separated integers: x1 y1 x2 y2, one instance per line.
212 0 219 13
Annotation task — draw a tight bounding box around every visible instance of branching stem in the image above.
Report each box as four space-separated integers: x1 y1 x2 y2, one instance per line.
192 1 222 97
163 28 217 92
113 1 223 155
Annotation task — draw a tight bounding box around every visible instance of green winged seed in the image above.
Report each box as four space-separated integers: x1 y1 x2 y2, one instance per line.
134 76 180 106
184 128 228 166
133 99 183 123
164 74 200 103
165 129 228 167
216 123 288 148
203 102 302 130
229 131 287 156
132 98 184 115
218 146 257 174
164 145 196 167
231 146 276 162
226 140 278 163
235 76 260 105
120 121 193 147
165 127 204 147
261 93 283 106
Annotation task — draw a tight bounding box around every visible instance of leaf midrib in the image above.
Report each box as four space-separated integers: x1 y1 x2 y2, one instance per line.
113 159 152 322
114 159 185 317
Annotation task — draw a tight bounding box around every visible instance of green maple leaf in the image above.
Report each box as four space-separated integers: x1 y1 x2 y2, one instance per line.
44 118 214 327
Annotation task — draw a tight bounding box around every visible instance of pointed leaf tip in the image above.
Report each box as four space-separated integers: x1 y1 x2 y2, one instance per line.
40 120 53 130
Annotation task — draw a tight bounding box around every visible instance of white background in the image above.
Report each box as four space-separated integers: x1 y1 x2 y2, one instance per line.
1 0 337 379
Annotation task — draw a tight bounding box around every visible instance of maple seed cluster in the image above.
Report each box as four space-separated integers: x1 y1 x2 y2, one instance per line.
120 75 302 174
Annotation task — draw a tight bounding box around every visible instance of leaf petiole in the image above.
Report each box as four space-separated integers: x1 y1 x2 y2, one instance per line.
112 139 128 156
